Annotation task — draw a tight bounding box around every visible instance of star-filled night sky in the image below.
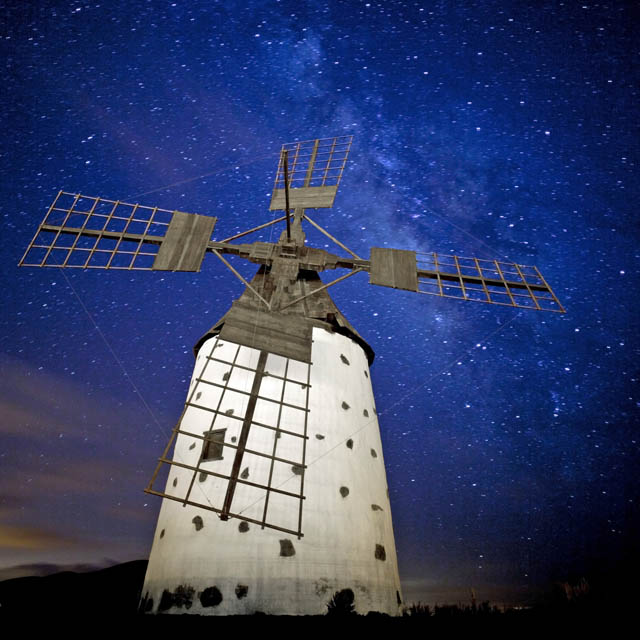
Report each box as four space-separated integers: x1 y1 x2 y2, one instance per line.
2 0 638 606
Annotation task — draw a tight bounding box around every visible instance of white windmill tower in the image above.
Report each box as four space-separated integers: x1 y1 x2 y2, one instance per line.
20 135 564 616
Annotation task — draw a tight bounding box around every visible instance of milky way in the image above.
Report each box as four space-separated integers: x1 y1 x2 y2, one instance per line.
1 1 638 605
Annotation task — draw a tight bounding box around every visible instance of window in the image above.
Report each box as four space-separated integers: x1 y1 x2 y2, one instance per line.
201 428 226 461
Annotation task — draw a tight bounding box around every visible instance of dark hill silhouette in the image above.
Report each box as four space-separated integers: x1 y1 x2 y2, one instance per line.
0 559 148 616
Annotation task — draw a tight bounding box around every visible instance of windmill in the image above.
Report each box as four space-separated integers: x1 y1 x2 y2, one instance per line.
20 135 564 616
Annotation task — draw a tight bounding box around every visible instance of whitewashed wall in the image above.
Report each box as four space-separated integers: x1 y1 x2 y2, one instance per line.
141 326 402 615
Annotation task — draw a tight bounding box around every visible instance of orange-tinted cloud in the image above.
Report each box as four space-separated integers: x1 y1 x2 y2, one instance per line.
0 524 78 551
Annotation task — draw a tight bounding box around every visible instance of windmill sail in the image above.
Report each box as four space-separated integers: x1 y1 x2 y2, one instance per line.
20 191 216 272
367 247 564 313
269 136 352 210
146 339 311 537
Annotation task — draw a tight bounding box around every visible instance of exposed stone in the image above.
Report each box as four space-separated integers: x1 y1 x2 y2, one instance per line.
327 588 355 615
314 578 330 596
346 439 353 449
340 354 350 365
139 592 153 613
199 471 207 482
225 408 234 416
172 477 178 487
235 584 249 599
240 467 249 479
223 371 230 381
340 486 349 498
370 448 378 458
341 401 350 410
189 443 196 450
363 409 369 417
371 504 383 511
159 585 195 611
238 520 249 533
160 528 165 538
291 464 304 475
200 586 222 607
192 516 204 531
196 391 202 401
315 434 325 440
375 544 386 561
279 539 295 557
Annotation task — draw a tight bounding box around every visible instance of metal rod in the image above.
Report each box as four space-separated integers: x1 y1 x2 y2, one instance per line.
181 343 241 507
218 215 287 243
283 150 292 242
303 139 319 187
261 357 290 529
143 488 304 537
279 268 363 311
220 350 268 519
36 224 164 245
302 213 362 259
211 249 271 309
417 267 550 293
159 457 303 500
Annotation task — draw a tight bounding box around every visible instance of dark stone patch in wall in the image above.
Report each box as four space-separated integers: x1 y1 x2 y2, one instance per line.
340 354 350 365
346 439 353 449
341 401 350 410
173 477 178 487
340 486 350 498
315 434 325 440
238 520 249 533
192 516 204 531
240 467 249 479
235 584 249 599
199 471 207 483
225 408 234 416
371 504 383 511
223 371 230 381
189 442 196 450
370 448 378 458
291 464 304 475
160 528 165 538
327 588 355 615
139 591 153 613
364 370 369 378
300 382 308 389
314 578 330 596
375 544 386 561
200 586 223 607
159 585 195 611
279 539 295 557
363 409 369 418
396 590 402 605
196 391 202 401
231 436 237 443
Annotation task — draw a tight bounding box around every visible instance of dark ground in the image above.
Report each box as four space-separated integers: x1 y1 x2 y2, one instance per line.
0 559 632 630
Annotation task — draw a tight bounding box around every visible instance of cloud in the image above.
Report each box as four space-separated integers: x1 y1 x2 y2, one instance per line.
0 524 79 551
0 355 165 565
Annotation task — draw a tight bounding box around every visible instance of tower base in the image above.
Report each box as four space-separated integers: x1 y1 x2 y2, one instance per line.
141 327 402 615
